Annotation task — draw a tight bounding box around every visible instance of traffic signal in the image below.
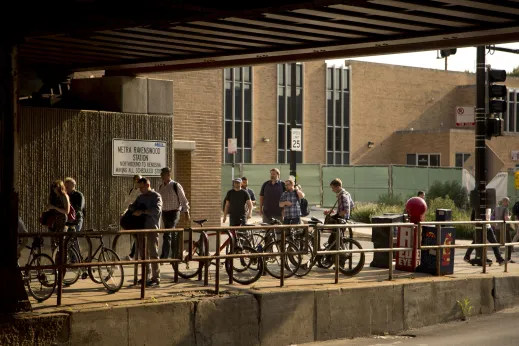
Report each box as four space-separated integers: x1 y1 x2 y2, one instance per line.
487 68 507 114
440 48 457 58
486 117 503 139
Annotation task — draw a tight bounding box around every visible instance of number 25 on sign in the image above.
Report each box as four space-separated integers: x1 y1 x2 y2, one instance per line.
291 128 302 152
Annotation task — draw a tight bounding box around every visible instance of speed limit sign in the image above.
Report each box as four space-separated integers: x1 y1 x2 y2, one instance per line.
291 128 302 151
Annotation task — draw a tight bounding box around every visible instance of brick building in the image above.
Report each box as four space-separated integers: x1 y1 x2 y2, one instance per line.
220 60 519 171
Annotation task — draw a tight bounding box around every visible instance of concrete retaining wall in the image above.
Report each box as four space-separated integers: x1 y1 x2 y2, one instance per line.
6 275 519 346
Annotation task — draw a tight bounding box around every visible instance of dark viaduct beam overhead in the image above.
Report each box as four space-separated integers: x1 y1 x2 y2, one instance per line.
11 0 519 72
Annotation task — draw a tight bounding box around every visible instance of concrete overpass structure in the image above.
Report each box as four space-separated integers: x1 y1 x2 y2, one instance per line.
2 0 519 313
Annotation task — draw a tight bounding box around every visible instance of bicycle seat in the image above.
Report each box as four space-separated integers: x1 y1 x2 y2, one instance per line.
307 220 320 225
310 217 323 223
193 219 207 226
242 223 255 227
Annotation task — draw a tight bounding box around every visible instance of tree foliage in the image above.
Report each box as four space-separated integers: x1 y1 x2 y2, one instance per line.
509 66 519 78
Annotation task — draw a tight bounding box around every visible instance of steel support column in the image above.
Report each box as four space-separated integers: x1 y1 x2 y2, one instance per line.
0 42 31 313
289 62 297 180
473 46 487 263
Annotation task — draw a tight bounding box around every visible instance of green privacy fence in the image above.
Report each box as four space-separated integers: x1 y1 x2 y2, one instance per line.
222 164 463 207
221 164 321 205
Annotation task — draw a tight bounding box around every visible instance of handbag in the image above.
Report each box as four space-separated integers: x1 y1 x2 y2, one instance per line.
40 210 57 227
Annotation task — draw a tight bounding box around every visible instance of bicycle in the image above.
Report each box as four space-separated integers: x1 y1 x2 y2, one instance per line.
19 236 57 302
259 218 305 279
308 216 365 276
53 224 124 292
176 219 264 285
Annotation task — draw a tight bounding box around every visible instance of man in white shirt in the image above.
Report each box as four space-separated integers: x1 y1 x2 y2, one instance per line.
158 167 190 260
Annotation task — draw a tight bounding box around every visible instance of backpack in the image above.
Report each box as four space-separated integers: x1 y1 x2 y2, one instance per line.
512 201 519 216
299 197 310 217
67 205 76 222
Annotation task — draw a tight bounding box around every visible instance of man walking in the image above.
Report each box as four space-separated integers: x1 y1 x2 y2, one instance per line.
259 168 285 223
131 177 162 286
494 197 514 263
279 178 305 225
223 178 252 226
158 167 190 260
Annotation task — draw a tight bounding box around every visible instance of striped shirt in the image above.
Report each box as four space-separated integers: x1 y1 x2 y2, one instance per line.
337 189 352 219
158 180 190 212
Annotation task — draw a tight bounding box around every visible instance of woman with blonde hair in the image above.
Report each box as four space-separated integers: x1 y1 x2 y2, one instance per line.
47 179 71 234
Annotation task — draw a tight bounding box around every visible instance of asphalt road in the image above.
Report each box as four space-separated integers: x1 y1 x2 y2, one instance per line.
301 307 519 346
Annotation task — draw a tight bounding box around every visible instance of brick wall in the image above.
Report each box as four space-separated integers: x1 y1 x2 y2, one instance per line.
304 61 326 164
174 150 192 228
253 64 277 164
145 70 223 227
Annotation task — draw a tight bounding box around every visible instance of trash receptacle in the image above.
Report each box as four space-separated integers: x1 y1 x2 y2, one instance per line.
416 225 456 275
370 214 404 268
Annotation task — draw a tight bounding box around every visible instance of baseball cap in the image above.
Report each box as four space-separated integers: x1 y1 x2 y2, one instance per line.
233 178 242 183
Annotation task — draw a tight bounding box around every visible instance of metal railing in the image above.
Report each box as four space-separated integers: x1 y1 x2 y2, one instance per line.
18 220 519 307
186 224 311 293
19 228 185 306
314 223 415 282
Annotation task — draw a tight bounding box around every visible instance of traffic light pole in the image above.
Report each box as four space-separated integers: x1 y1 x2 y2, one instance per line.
473 46 487 264
290 62 297 182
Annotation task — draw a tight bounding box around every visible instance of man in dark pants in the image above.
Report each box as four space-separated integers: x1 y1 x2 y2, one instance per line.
158 167 190 260
223 178 252 226
65 177 85 254
464 209 504 266
259 168 285 223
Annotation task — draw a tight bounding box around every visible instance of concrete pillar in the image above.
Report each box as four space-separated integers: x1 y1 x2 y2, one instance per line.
0 42 31 312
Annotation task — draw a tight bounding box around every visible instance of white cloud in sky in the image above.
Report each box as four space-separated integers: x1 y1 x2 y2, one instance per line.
326 42 519 73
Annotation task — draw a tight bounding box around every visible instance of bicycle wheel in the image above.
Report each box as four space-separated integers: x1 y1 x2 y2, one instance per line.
176 239 207 279
97 248 124 292
338 238 365 276
87 256 102 284
292 236 316 277
225 245 264 285
263 240 301 279
54 246 81 286
26 254 56 302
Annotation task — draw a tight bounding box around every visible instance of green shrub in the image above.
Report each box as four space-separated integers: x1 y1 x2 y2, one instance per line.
351 203 404 224
425 197 474 240
427 180 469 210
377 193 405 206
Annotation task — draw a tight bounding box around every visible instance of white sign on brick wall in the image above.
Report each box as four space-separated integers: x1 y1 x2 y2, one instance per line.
112 139 166 176
455 106 475 127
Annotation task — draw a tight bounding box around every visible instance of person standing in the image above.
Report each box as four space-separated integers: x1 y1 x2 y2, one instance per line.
259 168 285 223
223 178 252 226
130 178 162 286
122 175 142 261
494 197 515 263
158 167 190 260
241 176 256 216
64 177 85 254
279 178 305 225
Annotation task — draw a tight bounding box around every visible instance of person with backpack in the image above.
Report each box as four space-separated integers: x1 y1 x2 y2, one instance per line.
158 167 190 260
279 178 305 225
324 178 354 221
259 168 286 223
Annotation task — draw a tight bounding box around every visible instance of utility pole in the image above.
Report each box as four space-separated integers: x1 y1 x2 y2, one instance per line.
290 62 297 182
472 46 487 266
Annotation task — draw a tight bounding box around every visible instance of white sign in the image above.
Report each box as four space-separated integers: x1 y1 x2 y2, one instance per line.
291 128 302 151
112 139 167 176
455 106 475 127
228 138 237 154
512 151 519 161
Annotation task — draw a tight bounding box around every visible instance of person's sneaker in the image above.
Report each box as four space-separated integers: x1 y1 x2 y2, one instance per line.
146 279 160 287
123 255 133 261
463 256 470 263
498 260 505 266
509 259 516 263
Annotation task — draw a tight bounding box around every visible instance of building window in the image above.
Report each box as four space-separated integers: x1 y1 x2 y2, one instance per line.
455 153 471 168
224 67 252 163
407 153 441 167
277 63 303 164
504 88 518 133
326 66 350 165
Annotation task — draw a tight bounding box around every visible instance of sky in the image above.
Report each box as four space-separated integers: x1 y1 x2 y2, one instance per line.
326 42 519 73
